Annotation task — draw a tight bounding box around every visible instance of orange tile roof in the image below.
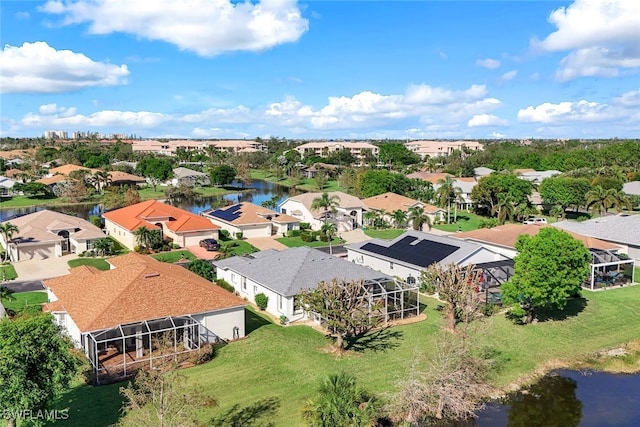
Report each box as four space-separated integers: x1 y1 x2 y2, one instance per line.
108 171 145 183
454 223 619 251
43 253 246 332
4 168 24 178
406 172 453 184
37 175 67 185
362 192 421 212
48 164 96 176
103 200 219 233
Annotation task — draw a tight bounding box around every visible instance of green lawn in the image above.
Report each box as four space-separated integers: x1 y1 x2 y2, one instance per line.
276 236 344 248
432 212 487 232
363 228 405 240
221 240 259 256
138 185 233 201
249 169 349 193
0 195 101 209
0 264 18 280
50 285 640 426
68 258 111 270
1 291 47 314
151 250 196 263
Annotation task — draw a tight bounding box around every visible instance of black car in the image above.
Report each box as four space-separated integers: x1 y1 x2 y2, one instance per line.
199 238 220 251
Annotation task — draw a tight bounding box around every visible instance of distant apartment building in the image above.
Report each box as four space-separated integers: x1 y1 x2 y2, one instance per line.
405 140 484 158
131 140 266 156
43 130 68 139
294 141 378 161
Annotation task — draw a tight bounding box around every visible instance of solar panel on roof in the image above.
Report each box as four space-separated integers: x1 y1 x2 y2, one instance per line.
361 236 459 267
211 205 242 222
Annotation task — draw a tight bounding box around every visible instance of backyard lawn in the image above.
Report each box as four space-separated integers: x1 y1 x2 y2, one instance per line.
0 194 101 209
68 258 111 271
0 264 18 280
363 228 405 240
276 236 344 248
50 285 640 426
1 291 47 314
221 240 259 256
150 250 196 263
249 169 349 193
432 212 486 232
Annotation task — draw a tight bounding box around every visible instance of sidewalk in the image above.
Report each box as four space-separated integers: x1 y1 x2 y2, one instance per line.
11 253 79 281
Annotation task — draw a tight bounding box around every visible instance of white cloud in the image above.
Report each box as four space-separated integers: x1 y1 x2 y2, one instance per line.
517 100 613 123
489 131 506 139
40 0 309 57
38 103 77 117
499 70 518 83
533 0 640 80
15 11 30 19
613 88 640 106
476 58 501 69
0 42 129 94
467 114 508 127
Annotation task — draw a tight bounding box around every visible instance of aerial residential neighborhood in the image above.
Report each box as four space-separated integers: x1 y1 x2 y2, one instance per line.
2 0 640 426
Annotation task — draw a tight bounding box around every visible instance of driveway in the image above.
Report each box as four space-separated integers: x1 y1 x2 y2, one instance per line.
11 253 79 282
245 236 288 251
186 245 220 260
340 228 370 244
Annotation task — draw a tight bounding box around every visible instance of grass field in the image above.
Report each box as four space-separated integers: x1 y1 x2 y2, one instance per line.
0 195 101 209
150 250 196 263
1 291 47 314
433 212 487 232
249 169 349 193
221 240 259 256
0 264 18 280
67 258 111 270
50 284 640 426
276 236 344 248
363 228 405 240
137 185 233 201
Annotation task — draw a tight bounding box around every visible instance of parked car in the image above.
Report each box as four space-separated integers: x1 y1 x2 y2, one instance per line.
523 217 547 225
199 238 220 251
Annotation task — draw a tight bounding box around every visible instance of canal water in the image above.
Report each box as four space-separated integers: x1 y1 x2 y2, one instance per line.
0 180 291 221
474 369 640 427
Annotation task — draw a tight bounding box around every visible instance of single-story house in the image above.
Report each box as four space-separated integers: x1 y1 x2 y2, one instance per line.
103 200 220 250
454 223 635 290
361 192 445 227
346 229 508 283
108 171 146 187
516 169 562 184
623 181 640 197
172 167 210 187
202 202 299 238
406 172 454 185
553 215 640 261
280 191 365 231
0 209 106 261
0 176 16 195
213 246 419 324
43 252 246 383
474 167 495 178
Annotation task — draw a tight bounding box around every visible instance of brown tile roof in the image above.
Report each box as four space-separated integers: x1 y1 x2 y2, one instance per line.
454 223 619 251
108 171 145 183
103 200 219 233
37 175 67 185
207 202 299 225
362 192 421 213
48 164 95 176
43 253 246 332
406 172 453 184
4 168 23 178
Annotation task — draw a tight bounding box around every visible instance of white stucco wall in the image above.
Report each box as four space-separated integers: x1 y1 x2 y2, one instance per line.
192 306 246 341
53 311 83 347
280 199 319 229
104 219 137 250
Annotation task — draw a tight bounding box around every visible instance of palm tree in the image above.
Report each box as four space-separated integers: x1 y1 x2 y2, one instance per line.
93 170 112 193
0 222 19 262
302 372 378 427
435 176 459 224
609 190 633 213
407 206 432 231
363 210 380 228
311 192 340 225
134 226 161 251
392 209 407 228
214 243 234 260
492 194 516 224
321 222 338 255
586 186 617 216
92 238 114 257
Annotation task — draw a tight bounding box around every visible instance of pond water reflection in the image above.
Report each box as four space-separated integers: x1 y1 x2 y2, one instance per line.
474 370 640 427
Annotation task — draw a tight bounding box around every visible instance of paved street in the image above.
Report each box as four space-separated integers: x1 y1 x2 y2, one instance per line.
2 280 45 293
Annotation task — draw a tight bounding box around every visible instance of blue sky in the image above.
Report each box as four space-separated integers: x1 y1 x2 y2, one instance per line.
1 0 639 140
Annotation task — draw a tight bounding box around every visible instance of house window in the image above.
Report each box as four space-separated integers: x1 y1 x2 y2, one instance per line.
231 273 237 284
242 278 246 290
278 295 283 311
86 240 93 250
390 262 394 270
293 295 303 314
281 208 287 214
253 285 258 294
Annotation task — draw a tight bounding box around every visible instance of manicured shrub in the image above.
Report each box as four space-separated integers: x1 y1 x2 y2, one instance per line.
220 229 231 240
279 315 289 325
288 229 301 237
300 222 311 230
255 293 269 310
235 231 244 240
215 279 235 293
300 232 314 242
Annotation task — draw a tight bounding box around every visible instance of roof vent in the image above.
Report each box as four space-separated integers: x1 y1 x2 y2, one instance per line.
144 272 160 279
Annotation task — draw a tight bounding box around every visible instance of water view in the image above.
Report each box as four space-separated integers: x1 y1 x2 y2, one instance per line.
0 180 291 221
474 370 640 427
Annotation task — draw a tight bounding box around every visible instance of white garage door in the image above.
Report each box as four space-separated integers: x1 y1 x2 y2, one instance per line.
18 244 56 260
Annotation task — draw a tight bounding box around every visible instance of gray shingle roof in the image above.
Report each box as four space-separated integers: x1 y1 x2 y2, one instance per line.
553 215 640 246
213 247 391 297
623 181 640 196
346 230 484 269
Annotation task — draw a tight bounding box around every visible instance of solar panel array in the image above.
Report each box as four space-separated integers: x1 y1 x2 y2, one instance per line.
361 236 459 267
211 204 243 222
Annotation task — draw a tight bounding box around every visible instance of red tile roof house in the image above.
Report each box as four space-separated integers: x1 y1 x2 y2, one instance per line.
43 252 246 383
102 200 220 251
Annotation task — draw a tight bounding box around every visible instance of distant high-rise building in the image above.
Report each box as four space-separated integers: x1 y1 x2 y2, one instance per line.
43 130 68 139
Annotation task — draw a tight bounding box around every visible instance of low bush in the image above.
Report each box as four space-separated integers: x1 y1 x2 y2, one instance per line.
255 293 269 310
279 315 288 325
235 231 244 240
300 232 314 242
288 229 301 237
478 218 500 229
215 279 235 293
300 222 311 230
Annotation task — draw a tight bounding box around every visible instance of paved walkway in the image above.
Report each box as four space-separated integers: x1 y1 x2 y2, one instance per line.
245 236 288 251
339 228 370 244
11 253 79 282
